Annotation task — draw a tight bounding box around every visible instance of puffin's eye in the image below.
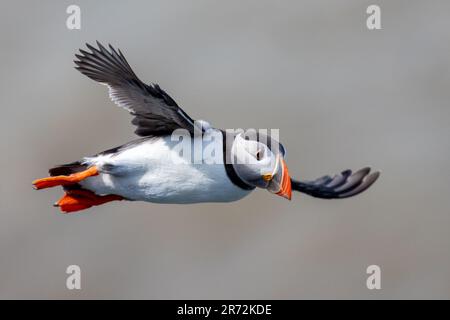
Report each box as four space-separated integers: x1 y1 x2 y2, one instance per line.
256 149 264 161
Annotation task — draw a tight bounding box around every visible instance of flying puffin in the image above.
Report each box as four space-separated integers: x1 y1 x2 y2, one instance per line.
33 42 380 213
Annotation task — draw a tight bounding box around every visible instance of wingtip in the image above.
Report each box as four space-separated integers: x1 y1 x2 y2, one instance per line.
361 167 381 181
371 170 381 181
85 42 98 53
337 169 380 198
341 169 352 176
357 166 372 175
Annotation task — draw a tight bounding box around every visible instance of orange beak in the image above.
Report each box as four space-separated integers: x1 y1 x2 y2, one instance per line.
276 159 292 200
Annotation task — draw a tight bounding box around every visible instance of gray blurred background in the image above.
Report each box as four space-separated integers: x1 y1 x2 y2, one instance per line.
1 0 449 299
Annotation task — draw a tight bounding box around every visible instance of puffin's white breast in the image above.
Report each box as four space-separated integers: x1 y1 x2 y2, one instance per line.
79 134 252 203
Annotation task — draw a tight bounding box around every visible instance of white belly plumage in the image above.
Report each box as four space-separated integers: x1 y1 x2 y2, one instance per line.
79 135 252 204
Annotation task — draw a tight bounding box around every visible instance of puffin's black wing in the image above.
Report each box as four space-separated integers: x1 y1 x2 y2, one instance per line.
74 41 195 136
291 167 380 199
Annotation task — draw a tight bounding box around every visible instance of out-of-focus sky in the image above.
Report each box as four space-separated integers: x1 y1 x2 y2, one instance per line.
1 0 449 299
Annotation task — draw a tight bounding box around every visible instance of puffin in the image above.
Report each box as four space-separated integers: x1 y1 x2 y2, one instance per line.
33 42 380 213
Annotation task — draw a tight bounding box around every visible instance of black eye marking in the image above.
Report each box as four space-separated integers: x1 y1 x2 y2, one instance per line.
256 150 263 161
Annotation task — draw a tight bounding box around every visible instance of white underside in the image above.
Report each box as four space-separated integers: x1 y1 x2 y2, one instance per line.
79 135 252 204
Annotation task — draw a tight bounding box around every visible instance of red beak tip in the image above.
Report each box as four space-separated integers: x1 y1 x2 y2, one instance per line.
276 158 292 201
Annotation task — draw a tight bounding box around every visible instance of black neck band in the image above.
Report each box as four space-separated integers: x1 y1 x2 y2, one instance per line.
221 130 256 191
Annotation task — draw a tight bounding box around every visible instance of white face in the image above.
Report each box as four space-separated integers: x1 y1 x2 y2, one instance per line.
231 133 279 188
230 133 292 199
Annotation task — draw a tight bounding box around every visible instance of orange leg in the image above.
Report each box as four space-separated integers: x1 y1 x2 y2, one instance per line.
55 189 123 213
33 166 99 190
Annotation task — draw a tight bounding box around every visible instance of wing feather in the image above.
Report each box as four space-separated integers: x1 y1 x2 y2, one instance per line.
291 167 380 199
74 41 196 136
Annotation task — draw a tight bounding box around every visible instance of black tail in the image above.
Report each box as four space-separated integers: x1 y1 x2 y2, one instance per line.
49 161 87 176
48 162 88 191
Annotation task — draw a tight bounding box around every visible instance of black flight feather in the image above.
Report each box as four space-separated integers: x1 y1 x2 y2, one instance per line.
291 167 380 199
74 41 196 137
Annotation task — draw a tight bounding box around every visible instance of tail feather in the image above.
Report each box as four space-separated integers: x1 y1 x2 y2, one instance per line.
48 161 87 191
48 161 87 176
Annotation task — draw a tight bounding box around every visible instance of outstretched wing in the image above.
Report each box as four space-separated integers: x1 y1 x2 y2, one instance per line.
291 167 380 199
74 41 196 136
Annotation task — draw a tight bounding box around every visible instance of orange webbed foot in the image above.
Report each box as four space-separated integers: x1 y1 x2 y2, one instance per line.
33 166 99 190
55 189 123 213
